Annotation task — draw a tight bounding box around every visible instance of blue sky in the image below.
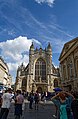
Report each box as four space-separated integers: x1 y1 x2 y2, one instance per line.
0 0 78 83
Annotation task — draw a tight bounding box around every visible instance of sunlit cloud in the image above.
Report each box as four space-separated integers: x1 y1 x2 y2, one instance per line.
0 36 41 60
35 0 55 7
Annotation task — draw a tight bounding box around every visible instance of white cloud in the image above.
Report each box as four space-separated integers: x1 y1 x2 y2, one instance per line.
0 36 40 61
0 36 41 82
35 0 55 6
7 55 29 72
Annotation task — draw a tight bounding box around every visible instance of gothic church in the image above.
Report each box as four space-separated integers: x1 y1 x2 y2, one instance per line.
15 42 60 93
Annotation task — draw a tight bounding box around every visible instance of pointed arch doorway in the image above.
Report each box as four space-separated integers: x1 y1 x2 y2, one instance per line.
37 87 42 93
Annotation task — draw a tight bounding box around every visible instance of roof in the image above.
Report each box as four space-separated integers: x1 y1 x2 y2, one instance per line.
59 37 78 60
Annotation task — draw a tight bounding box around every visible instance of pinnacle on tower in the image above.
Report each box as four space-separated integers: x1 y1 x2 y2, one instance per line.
47 42 52 49
30 42 34 49
29 42 34 55
47 42 52 55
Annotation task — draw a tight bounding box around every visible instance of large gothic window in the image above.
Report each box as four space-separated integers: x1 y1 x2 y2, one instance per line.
35 58 46 81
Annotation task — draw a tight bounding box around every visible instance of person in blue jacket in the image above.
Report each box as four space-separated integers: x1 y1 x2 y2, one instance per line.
51 91 74 119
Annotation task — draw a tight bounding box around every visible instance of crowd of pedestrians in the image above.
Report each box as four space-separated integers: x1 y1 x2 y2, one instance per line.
0 88 78 119
0 88 24 119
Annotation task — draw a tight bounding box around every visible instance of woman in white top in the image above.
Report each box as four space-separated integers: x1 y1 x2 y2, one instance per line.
0 88 12 119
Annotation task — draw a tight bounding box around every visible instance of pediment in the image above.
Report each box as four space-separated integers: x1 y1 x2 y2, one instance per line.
59 37 78 60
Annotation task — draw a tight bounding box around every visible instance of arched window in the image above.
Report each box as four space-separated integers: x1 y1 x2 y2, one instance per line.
22 78 27 87
54 79 58 87
67 58 73 79
75 57 78 77
63 65 66 80
37 87 42 93
35 58 46 81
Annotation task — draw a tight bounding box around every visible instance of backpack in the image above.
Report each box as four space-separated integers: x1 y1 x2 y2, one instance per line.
60 104 68 119
34 93 39 101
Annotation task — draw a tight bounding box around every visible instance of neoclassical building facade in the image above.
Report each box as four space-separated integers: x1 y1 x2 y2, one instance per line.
59 37 78 91
15 43 60 93
0 57 12 88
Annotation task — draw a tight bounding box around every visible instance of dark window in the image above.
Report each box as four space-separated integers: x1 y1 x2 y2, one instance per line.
54 79 58 87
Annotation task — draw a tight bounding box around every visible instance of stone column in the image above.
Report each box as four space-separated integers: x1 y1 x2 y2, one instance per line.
65 59 68 80
72 52 76 78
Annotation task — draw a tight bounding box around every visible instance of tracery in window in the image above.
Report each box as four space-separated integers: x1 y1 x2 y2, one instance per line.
35 58 46 81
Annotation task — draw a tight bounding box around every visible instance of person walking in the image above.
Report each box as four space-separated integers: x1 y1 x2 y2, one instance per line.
14 90 24 119
29 91 34 109
34 90 39 110
0 95 2 112
71 91 78 119
0 88 12 119
0 95 2 108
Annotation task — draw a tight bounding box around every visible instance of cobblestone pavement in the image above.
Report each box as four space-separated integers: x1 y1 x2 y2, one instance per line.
7 100 56 119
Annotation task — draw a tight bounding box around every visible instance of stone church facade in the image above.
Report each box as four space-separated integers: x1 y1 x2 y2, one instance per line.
15 43 60 93
59 37 78 92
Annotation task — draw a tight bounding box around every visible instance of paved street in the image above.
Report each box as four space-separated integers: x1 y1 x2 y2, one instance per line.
7 100 56 119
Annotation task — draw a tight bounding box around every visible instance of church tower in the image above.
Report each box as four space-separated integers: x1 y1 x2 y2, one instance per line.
29 42 34 75
47 42 52 74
